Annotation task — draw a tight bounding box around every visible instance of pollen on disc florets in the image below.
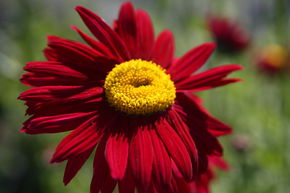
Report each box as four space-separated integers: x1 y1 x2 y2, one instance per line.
104 59 176 115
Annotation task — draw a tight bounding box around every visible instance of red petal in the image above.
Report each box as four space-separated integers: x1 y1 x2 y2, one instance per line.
129 127 154 190
167 108 198 177
51 116 102 162
22 111 94 134
176 64 242 92
209 156 229 171
91 140 117 193
21 72 99 87
22 61 97 86
151 130 172 187
180 78 241 92
176 93 225 156
45 36 116 76
75 6 130 61
105 134 129 180
63 147 94 185
19 86 103 103
24 61 86 78
177 93 232 136
152 30 174 68
173 177 195 193
23 99 102 117
71 26 116 59
155 119 192 181
117 2 137 58
47 35 100 60
118 167 136 193
168 43 216 82
135 9 154 60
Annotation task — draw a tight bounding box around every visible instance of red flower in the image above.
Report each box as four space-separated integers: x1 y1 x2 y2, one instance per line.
19 2 242 193
255 44 288 75
207 16 250 53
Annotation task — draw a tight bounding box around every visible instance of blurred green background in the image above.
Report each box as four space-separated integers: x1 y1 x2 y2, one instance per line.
1 0 290 193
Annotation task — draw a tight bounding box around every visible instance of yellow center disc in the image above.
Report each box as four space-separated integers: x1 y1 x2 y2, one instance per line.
104 59 176 115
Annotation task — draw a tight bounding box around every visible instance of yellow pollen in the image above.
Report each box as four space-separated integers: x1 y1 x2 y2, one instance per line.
104 59 176 115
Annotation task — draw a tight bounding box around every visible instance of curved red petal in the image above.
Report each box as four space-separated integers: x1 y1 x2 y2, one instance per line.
21 71 100 87
63 147 94 185
176 93 226 156
75 6 130 61
168 43 216 82
155 119 192 181
129 127 154 190
105 134 129 180
152 30 174 68
19 86 103 103
22 61 98 86
91 140 117 193
151 130 172 188
135 9 155 60
24 61 86 78
71 26 116 59
24 99 102 117
167 108 198 177
118 167 136 193
176 64 243 92
45 36 116 76
176 93 232 136
51 116 102 162
117 2 137 58
22 111 94 134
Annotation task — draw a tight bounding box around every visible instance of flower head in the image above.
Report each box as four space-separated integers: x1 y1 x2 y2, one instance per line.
19 2 242 193
207 16 250 53
255 44 288 75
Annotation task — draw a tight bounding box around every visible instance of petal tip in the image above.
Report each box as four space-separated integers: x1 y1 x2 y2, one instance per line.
122 1 134 8
204 42 216 50
237 65 244 70
75 5 84 12
70 25 77 30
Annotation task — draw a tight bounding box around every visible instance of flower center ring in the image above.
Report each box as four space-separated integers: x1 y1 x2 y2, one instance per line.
104 59 176 115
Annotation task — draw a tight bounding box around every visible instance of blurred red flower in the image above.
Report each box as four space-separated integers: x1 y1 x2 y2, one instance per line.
255 44 288 75
19 2 242 193
207 16 250 53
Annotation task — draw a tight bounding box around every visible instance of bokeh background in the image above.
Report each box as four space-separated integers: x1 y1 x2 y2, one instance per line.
1 0 290 193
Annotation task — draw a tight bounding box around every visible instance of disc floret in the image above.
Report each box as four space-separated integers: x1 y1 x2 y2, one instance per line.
104 59 176 115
